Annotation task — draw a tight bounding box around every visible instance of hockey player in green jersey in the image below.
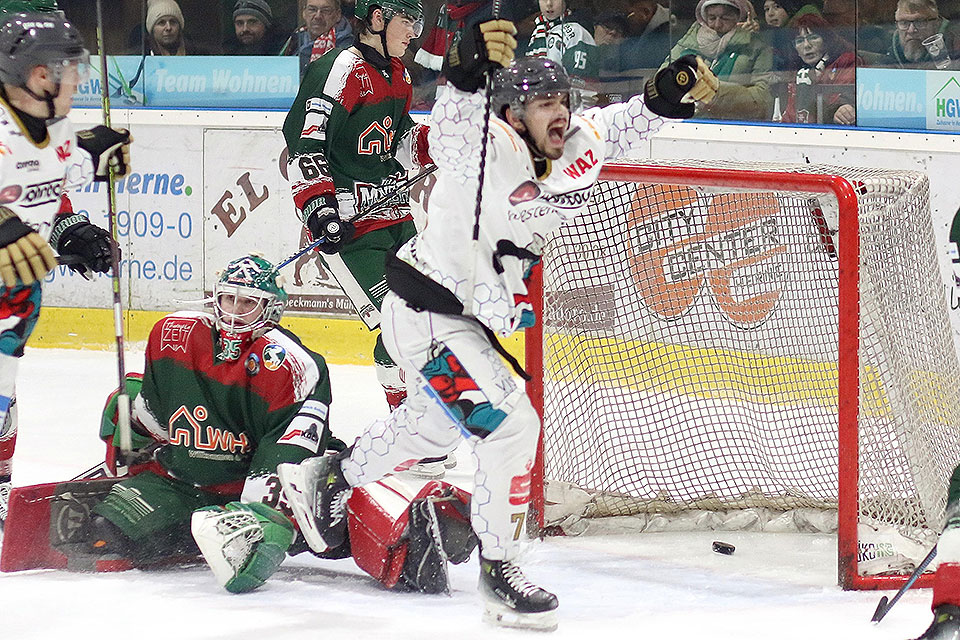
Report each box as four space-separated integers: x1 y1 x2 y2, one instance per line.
86 254 340 593
283 0 432 415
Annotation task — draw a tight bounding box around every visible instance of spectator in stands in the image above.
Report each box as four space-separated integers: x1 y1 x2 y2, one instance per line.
143 0 204 56
780 14 858 124
281 0 355 75
664 0 775 120
524 0 598 81
884 0 960 68
595 1 672 75
225 0 285 55
760 0 821 71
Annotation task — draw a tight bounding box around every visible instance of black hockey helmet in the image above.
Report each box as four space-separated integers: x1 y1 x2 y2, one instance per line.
0 12 87 88
492 57 579 119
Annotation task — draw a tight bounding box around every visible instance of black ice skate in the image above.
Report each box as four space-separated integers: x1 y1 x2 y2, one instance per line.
914 605 960 640
278 447 353 552
479 557 559 631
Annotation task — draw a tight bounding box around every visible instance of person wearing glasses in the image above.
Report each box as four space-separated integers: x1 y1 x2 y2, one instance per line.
663 0 775 120
780 14 858 124
281 0 356 75
886 0 960 68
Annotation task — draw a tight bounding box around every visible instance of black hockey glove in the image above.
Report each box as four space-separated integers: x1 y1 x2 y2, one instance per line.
442 19 517 93
304 196 355 255
643 55 719 119
0 207 56 288
50 214 118 275
76 126 133 182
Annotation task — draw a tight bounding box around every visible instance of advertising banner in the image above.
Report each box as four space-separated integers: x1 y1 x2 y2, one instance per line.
856 68 927 129
73 56 300 110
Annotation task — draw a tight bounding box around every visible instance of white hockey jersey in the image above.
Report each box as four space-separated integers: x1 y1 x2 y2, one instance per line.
0 98 94 240
395 86 667 336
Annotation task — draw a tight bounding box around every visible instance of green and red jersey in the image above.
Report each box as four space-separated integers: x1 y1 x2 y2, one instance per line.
133 311 333 494
283 47 431 237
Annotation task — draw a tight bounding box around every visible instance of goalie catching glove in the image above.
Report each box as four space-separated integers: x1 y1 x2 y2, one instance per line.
191 501 295 594
76 126 133 182
643 55 719 119
0 207 56 288
49 213 118 275
303 195 355 254
443 19 517 93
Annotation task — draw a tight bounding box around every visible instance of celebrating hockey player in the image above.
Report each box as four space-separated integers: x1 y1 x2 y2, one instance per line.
282 0 432 414
912 464 960 639
0 12 131 529
277 18 718 631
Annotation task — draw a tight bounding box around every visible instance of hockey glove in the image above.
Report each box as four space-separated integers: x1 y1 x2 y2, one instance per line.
49 214 118 275
442 19 517 93
76 126 133 182
304 196 355 255
643 55 719 119
0 207 56 288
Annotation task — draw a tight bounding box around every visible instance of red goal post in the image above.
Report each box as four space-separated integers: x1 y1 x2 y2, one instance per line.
525 160 960 590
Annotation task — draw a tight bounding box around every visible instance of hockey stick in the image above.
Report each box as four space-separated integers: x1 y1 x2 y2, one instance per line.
274 165 438 272
95 0 132 467
871 545 938 623
465 0 501 316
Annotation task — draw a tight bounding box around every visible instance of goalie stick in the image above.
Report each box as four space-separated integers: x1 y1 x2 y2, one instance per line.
95 0 132 469
871 544 938 623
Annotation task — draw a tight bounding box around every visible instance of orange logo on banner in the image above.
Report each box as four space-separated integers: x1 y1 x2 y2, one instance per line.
627 184 787 328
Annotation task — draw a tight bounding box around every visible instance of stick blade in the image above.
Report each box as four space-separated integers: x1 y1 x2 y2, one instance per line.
871 596 889 623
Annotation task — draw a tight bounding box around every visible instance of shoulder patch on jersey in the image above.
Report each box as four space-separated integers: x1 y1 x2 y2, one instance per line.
160 316 199 352
277 400 329 454
245 352 261 376
262 343 286 370
261 328 322 401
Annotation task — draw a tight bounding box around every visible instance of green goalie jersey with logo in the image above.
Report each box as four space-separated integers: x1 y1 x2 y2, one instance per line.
131 311 334 492
524 11 599 81
283 47 431 237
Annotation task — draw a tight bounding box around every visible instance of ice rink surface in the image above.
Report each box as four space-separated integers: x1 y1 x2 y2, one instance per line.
0 348 936 640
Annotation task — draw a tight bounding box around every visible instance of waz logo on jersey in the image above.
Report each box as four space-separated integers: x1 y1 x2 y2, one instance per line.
626 184 788 328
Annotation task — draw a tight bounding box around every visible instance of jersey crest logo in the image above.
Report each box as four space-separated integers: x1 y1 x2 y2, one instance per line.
160 318 197 352
357 116 394 156
262 343 286 370
55 140 71 162
168 404 250 454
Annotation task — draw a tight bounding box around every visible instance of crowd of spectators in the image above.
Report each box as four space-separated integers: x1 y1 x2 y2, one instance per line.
55 0 960 125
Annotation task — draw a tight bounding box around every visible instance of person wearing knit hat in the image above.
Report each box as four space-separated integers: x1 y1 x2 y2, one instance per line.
146 0 186 55
227 0 286 55
662 0 775 120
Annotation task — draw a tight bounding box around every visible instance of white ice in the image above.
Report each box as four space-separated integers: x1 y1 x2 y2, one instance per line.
0 348 936 640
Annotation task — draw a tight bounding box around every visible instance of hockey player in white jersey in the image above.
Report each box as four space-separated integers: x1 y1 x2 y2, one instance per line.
277 19 718 631
0 12 132 530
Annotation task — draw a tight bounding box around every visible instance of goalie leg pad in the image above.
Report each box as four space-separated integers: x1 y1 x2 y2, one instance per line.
191 501 294 594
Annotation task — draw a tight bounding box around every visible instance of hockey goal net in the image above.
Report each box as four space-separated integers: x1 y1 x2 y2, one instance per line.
525 159 960 590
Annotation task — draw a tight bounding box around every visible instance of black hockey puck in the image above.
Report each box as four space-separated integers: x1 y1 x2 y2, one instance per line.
712 541 736 555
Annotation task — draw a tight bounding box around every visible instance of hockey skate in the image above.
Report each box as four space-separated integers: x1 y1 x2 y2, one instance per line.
277 448 352 552
914 605 960 640
479 557 559 631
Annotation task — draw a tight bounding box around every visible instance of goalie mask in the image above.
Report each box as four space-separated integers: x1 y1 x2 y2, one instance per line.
214 255 287 351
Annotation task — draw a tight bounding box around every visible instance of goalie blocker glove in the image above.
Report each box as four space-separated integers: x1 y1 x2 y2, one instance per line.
76 125 132 182
643 54 718 119
442 19 517 93
49 213 118 274
0 207 56 288
303 195 355 254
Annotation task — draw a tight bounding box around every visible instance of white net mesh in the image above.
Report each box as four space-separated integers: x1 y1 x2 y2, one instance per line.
537 160 960 577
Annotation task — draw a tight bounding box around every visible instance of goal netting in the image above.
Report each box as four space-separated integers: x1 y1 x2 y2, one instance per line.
527 159 960 589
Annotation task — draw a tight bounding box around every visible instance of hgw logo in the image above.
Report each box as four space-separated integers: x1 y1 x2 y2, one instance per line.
168 404 250 454
627 185 787 328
